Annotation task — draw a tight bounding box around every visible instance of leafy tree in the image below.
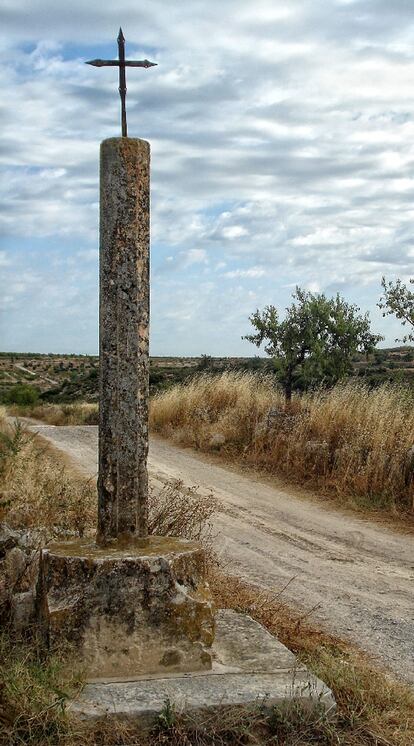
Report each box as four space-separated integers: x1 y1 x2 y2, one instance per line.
378 276 414 342
244 287 383 403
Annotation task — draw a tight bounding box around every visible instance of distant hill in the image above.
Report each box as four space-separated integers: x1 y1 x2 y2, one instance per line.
1 348 413 403
0 353 263 403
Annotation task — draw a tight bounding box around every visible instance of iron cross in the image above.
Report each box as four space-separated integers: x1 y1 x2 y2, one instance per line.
86 28 157 137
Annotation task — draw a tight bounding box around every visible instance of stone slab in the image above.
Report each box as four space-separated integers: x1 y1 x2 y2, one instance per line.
70 610 336 724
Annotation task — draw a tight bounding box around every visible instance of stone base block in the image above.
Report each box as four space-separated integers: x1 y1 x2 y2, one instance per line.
70 610 336 725
37 536 214 679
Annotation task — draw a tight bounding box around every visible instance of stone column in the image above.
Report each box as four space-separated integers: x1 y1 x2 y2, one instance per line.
36 136 216 682
98 137 150 542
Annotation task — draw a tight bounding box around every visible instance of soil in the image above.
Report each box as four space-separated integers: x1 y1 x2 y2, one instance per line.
25 422 414 686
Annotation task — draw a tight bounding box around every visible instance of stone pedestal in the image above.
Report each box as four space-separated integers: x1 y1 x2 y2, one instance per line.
37 537 214 680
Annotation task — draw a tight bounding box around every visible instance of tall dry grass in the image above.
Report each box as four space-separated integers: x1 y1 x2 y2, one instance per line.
8 402 99 426
0 413 217 543
0 417 96 538
150 372 414 514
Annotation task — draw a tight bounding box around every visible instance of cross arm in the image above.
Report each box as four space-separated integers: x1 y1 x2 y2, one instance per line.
86 58 157 68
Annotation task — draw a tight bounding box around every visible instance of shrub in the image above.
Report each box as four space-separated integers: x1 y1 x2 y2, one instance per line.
5 384 39 406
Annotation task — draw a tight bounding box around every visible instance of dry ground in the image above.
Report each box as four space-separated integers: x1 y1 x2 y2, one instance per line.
22 420 414 688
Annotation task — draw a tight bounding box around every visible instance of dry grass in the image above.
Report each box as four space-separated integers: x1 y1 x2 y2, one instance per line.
0 417 96 539
148 479 218 545
0 414 217 544
0 635 83 746
8 402 99 426
150 372 414 515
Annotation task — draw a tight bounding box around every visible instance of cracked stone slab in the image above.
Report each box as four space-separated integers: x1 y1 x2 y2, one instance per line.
70 609 335 724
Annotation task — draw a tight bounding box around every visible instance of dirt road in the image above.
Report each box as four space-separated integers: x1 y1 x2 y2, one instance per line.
28 423 414 684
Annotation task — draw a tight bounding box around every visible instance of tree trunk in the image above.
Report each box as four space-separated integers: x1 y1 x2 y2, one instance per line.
285 378 292 405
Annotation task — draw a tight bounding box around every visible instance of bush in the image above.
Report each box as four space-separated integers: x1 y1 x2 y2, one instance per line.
5 384 39 406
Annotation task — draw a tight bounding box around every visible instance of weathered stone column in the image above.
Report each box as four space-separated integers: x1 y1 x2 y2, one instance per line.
98 137 150 542
36 134 216 682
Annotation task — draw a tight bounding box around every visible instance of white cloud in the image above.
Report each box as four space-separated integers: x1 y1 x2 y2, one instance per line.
183 248 208 265
224 267 266 279
221 225 249 239
76 248 98 261
0 251 11 267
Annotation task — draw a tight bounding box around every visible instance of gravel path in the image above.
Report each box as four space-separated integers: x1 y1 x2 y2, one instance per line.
27 422 414 685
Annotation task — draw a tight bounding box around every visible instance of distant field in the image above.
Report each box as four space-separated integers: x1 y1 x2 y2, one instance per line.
0 353 100 403
1 347 414 403
0 353 265 403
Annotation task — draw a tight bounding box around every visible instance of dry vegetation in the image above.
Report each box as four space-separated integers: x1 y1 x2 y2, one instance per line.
1 412 414 744
0 415 96 538
0 413 215 543
8 402 98 426
150 372 414 515
12 371 414 515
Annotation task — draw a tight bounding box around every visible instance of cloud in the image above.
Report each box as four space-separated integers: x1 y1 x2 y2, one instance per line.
224 267 266 279
184 248 208 265
221 226 249 239
1 0 414 352
0 251 11 267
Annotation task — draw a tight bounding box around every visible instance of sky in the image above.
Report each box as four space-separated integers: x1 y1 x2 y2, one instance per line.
1 0 414 356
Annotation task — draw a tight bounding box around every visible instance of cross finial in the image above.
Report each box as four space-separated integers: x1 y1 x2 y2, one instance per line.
86 29 157 137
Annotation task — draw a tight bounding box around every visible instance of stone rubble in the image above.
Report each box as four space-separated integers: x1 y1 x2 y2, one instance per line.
0 523 40 631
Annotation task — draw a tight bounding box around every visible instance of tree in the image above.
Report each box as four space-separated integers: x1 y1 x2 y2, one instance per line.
244 287 383 403
378 277 414 343
197 354 214 371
